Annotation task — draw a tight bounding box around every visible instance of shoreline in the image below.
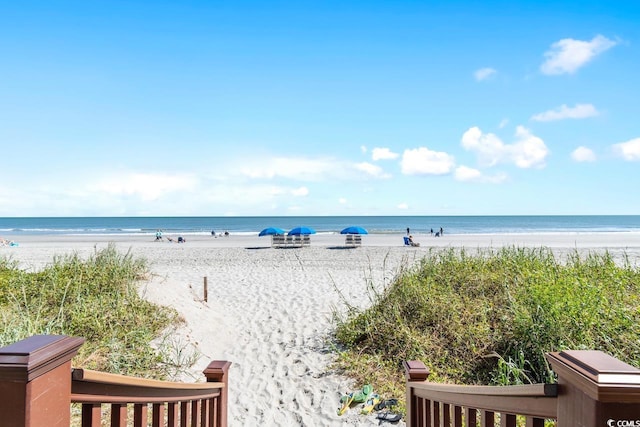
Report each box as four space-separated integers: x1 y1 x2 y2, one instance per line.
3 233 640 426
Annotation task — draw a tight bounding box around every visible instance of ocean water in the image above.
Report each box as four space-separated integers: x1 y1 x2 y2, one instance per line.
1 216 640 237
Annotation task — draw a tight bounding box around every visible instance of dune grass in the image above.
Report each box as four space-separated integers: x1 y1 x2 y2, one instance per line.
0 244 182 379
333 247 640 406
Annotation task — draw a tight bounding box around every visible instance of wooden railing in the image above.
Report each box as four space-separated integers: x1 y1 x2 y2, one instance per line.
405 351 640 427
0 335 231 427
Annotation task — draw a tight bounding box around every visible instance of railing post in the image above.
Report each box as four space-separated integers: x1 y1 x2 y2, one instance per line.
0 335 85 427
546 350 640 427
404 360 430 427
203 360 232 427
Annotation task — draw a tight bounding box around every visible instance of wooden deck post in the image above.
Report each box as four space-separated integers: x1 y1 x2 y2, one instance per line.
404 360 430 427
0 335 85 427
203 360 232 427
546 350 640 427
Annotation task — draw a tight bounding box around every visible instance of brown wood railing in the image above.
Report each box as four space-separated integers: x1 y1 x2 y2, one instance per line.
405 351 640 427
0 335 231 427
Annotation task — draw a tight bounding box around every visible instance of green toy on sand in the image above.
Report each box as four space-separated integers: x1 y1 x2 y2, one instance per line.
360 393 381 415
337 384 373 415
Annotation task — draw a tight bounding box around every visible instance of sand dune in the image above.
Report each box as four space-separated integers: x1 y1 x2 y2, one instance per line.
5 231 640 426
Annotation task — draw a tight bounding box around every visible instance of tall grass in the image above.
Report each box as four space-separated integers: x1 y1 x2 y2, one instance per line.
0 244 181 378
333 247 640 400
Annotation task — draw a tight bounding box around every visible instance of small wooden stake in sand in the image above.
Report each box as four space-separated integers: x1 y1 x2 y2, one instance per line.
204 276 208 302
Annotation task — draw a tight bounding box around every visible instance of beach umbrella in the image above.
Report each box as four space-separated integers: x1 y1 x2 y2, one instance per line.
259 227 285 236
288 226 316 236
340 226 368 235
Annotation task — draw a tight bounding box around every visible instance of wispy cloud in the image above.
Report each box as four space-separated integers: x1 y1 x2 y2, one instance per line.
540 35 618 75
461 126 549 169
454 166 507 183
474 67 496 81
612 138 640 161
291 186 309 196
372 147 399 160
571 146 596 162
401 147 456 175
92 173 198 201
239 157 337 181
354 162 391 178
531 103 599 122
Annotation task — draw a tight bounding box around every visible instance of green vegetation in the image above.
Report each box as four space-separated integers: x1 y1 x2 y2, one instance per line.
0 244 181 379
333 247 640 404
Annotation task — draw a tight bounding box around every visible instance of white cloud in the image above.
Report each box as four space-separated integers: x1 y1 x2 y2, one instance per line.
372 147 399 160
455 165 483 181
354 162 391 178
291 186 309 196
454 166 507 183
461 127 505 167
531 103 599 122
92 173 198 201
612 138 640 161
474 67 496 81
498 119 509 129
461 126 549 169
360 145 367 154
509 126 549 168
338 197 347 204
397 203 409 210
571 146 596 162
540 35 618 75
401 147 456 175
240 157 336 181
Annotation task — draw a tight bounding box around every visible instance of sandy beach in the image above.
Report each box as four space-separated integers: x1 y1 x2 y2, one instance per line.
4 231 640 426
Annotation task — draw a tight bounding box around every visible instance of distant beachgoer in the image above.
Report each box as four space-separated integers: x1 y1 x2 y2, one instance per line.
211 230 216 237
224 231 229 237
155 230 163 241
430 228 434 235
406 227 410 235
178 236 185 243
440 227 444 236
408 235 420 247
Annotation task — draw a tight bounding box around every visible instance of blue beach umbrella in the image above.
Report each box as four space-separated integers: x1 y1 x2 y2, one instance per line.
259 227 285 236
340 226 368 235
288 226 316 236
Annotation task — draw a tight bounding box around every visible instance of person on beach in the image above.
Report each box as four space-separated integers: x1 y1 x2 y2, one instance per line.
155 230 163 241
407 227 410 235
440 227 444 236
408 235 420 246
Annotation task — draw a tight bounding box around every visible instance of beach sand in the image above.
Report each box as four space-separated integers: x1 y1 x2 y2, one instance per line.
4 232 640 426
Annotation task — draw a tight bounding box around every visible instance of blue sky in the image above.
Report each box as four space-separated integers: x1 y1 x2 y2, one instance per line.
1 1 638 217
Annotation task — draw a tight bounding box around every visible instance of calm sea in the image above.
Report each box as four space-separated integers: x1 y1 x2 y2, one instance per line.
1 216 640 237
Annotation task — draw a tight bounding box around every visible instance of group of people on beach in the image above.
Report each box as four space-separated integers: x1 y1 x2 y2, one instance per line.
405 227 445 246
0 237 18 247
155 230 186 243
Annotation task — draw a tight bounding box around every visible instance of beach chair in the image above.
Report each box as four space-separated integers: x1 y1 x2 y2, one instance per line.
271 234 284 248
293 235 303 248
303 235 311 246
285 235 294 247
354 235 362 246
345 234 354 247
404 236 420 247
